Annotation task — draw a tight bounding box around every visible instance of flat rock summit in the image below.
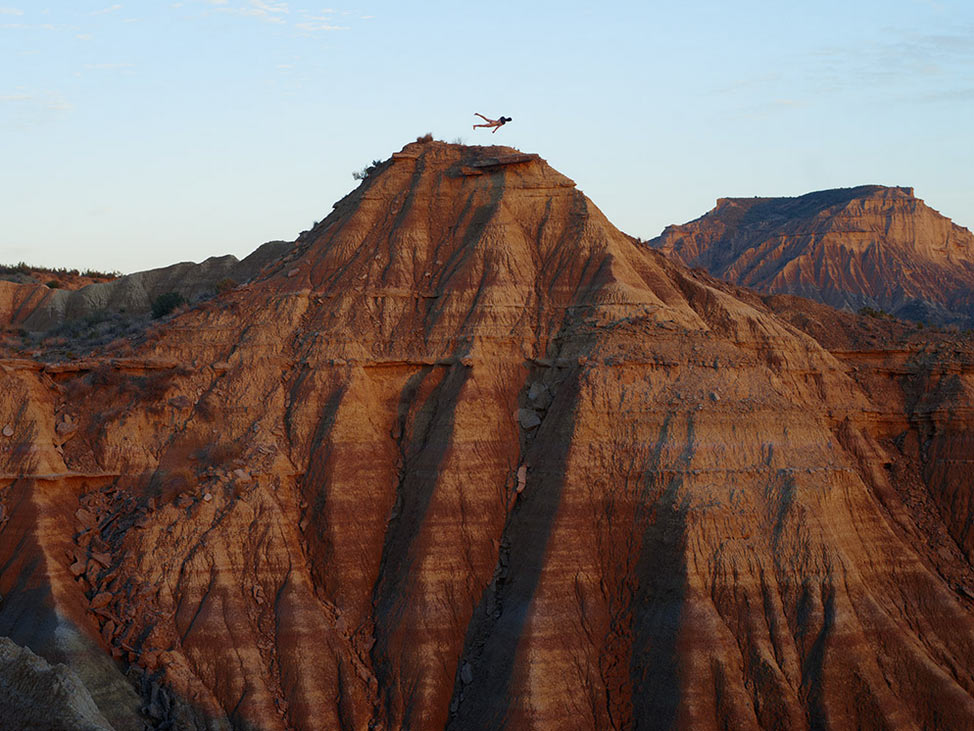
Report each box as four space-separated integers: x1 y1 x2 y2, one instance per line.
650 185 974 325
1 141 973 729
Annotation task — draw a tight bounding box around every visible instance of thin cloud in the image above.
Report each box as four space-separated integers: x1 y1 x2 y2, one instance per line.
295 8 346 31
239 0 289 21
0 90 72 118
91 4 123 15
83 62 134 70
251 0 287 12
0 7 23 15
186 1 356 31
210 1 290 24
1 21 57 30
242 12 284 24
740 24 974 110
809 27 974 88
295 19 346 31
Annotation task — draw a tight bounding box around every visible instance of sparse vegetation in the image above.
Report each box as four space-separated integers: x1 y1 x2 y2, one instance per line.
151 291 186 319
352 159 384 181
416 132 433 143
18 309 151 361
81 268 120 278
0 262 33 276
215 277 237 295
0 262 120 280
858 306 894 320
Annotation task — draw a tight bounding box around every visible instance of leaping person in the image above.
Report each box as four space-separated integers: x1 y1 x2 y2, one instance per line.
473 113 512 133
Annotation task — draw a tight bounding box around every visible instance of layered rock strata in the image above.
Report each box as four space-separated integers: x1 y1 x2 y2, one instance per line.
0 143 972 729
649 185 974 325
763 293 974 568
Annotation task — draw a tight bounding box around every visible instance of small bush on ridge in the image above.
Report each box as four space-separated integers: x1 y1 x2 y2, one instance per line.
152 291 186 319
352 159 384 181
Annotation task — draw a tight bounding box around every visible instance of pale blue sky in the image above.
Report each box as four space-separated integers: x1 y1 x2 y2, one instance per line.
2 0 973 273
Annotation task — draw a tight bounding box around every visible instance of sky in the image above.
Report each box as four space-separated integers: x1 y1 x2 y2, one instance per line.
2 0 973 274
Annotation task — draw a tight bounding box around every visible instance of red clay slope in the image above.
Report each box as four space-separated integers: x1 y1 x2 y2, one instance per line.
649 185 974 326
0 142 973 730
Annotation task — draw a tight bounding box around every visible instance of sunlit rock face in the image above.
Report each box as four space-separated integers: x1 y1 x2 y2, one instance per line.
1 142 973 730
650 185 974 326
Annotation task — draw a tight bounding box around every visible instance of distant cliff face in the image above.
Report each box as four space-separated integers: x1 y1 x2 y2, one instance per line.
649 185 974 325
1 144 973 730
0 241 292 332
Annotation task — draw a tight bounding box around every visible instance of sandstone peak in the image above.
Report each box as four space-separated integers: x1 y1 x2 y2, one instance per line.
231 138 710 364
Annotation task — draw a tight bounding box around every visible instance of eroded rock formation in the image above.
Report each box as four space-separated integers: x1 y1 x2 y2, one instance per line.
1 142 973 729
0 241 292 332
649 185 974 325
0 636 115 730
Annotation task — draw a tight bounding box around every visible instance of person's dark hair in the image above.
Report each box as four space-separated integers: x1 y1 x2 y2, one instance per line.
503 116 512 122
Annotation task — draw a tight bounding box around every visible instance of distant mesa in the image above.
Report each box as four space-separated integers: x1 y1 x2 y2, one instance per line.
648 184 974 326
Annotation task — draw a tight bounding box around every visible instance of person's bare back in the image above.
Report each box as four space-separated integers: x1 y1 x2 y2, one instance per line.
473 113 512 133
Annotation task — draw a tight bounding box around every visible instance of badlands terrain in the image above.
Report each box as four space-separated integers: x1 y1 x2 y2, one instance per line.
1 141 973 730
649 185 974 327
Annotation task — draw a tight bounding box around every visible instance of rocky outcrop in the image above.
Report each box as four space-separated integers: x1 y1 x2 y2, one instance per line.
649 185 974 325
0 143 973 729
0 635 114 730
1 240 292 331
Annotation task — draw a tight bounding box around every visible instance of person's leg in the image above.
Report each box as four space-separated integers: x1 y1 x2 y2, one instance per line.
474 113 492 122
